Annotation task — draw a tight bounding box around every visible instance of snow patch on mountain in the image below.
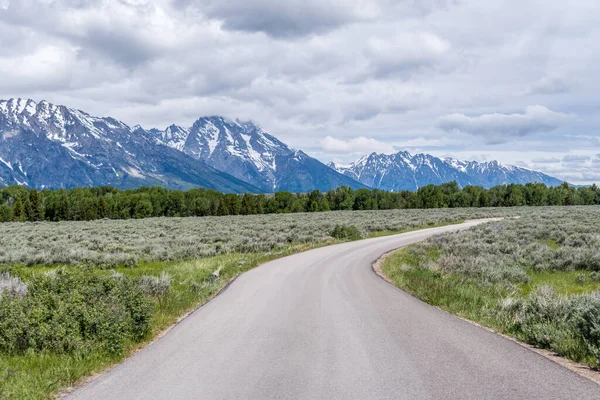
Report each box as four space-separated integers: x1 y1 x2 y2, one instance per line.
0 156 12 170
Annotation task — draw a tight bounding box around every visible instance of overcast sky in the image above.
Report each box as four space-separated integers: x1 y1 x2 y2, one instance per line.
1 0 599 184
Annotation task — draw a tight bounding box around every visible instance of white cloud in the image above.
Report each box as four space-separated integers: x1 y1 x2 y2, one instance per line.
0 45 77 91
364 32 452 79
562 154 590 163
436 106 572 143
320 136 396 155
514 150 600 185
524 76 570 95
532 157 561 164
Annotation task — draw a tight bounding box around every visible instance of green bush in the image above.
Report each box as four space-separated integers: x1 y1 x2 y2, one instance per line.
330 225 362 241
0 268 152 355
572 294 600 362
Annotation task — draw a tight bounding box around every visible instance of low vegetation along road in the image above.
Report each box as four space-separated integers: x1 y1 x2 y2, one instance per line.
67 220 599 400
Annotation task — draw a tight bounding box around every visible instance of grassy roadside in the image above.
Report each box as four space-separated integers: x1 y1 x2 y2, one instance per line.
0 220 464 399
0 243 327 399
381 247 507 330
381 246 600 368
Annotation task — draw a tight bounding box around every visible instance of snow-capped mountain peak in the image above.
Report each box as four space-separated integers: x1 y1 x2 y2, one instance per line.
443 157 468 172
1 98 564 194
330 151 564 191
0 98 134 145
0 98 38 118
327 161 350 170
148 115 362 192
160 124 189 150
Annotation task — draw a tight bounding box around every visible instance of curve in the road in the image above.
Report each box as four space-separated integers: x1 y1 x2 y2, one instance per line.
66 219 600 400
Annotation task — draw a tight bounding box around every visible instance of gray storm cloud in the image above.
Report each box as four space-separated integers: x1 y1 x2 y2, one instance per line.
436 106 572 143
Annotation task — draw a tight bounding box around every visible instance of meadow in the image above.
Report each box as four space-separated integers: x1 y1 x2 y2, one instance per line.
0 208 518 267
0 207 515 399
382 206 600 368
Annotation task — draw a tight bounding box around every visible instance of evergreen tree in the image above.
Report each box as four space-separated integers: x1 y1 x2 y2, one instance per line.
98 196 108 219
0 204 12 222
12 197 25 222
478 191 490 208
166 191 186 217
217 199 229 216
193 197 211 216
57 195 70 221
1 180 597 225
133 200 153 219
240 194 255 215
23 198 33 222
28 189 45 221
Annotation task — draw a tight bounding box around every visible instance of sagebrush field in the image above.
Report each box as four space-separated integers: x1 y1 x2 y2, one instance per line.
0 208 518 267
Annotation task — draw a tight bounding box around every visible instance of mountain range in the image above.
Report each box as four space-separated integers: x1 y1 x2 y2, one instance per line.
0 98 362 192
0 98 259 192
145 116 364 192
328 152 564 191
0 98 565 193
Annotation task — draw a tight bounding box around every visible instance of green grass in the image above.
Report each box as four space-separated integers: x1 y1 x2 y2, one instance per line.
0 221 466 399
382 248 505 329
522 269 600 296
537 238 561 251
0 351 121 399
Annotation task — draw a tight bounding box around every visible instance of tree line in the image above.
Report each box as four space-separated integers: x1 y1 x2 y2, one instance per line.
0 181 597 222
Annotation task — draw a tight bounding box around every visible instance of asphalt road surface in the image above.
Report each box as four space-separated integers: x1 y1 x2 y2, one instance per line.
67 220 600 399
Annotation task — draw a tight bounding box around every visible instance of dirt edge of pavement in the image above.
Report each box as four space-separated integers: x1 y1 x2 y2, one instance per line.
372 249 600 387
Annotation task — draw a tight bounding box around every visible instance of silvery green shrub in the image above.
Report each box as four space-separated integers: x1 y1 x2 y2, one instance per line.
139 272 172 298
0 272 27 299
0 208 525 267
571 294 600 361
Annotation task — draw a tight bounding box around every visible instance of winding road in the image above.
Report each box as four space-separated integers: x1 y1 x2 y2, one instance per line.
67 220 600 399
